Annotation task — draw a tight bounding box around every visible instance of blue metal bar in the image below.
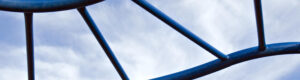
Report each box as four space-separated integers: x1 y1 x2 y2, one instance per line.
254 0 266 51
24 13 35 80
133 0 229 60
152 42 300 80
77 7 129 80
0 0 103 12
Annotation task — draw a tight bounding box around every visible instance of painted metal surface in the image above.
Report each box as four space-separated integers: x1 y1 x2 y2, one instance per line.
77 7 129 80
132 0 300 79
0 0 298 80
133 0 229 61
153 42 300 80
254 0 267 51
0 0 103 12
24 13 35 80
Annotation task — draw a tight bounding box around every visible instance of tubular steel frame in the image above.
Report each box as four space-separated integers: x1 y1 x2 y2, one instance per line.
0 0 299 80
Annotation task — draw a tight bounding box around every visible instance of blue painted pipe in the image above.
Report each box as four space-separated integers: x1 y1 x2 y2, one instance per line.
77 7 129 80
254 0 266 51
133 0 229 61
24 13 35 80
153 42 300 80
0 0 103 12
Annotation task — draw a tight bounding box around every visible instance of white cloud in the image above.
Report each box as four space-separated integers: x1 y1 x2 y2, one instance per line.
0 0 299 80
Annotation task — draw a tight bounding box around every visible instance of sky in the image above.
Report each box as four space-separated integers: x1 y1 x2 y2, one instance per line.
0 0 299 80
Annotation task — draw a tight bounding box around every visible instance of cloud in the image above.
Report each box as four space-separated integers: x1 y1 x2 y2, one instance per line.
0 0 299 80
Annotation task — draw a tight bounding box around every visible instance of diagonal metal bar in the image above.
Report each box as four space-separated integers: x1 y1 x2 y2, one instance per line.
133 0 228 60
24 12 35 80
254 0 266 51
77 7 129 80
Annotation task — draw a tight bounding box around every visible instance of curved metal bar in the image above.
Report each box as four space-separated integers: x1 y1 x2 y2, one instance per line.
0 0 103 12
254 0 266 51
24 13 35 80
132 0 229 61
153 42 300 80
77 7 129 80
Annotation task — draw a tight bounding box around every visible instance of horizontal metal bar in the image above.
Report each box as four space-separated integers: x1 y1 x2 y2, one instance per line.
24 12 35 80
77 7 129 80
153 42 300 80
254 0 266 51
133 0 228 60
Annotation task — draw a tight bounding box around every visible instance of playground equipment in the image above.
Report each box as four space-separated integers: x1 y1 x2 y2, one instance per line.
0 0 299 80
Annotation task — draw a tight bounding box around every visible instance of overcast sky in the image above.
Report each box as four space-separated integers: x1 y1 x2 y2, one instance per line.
0 0 299 80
